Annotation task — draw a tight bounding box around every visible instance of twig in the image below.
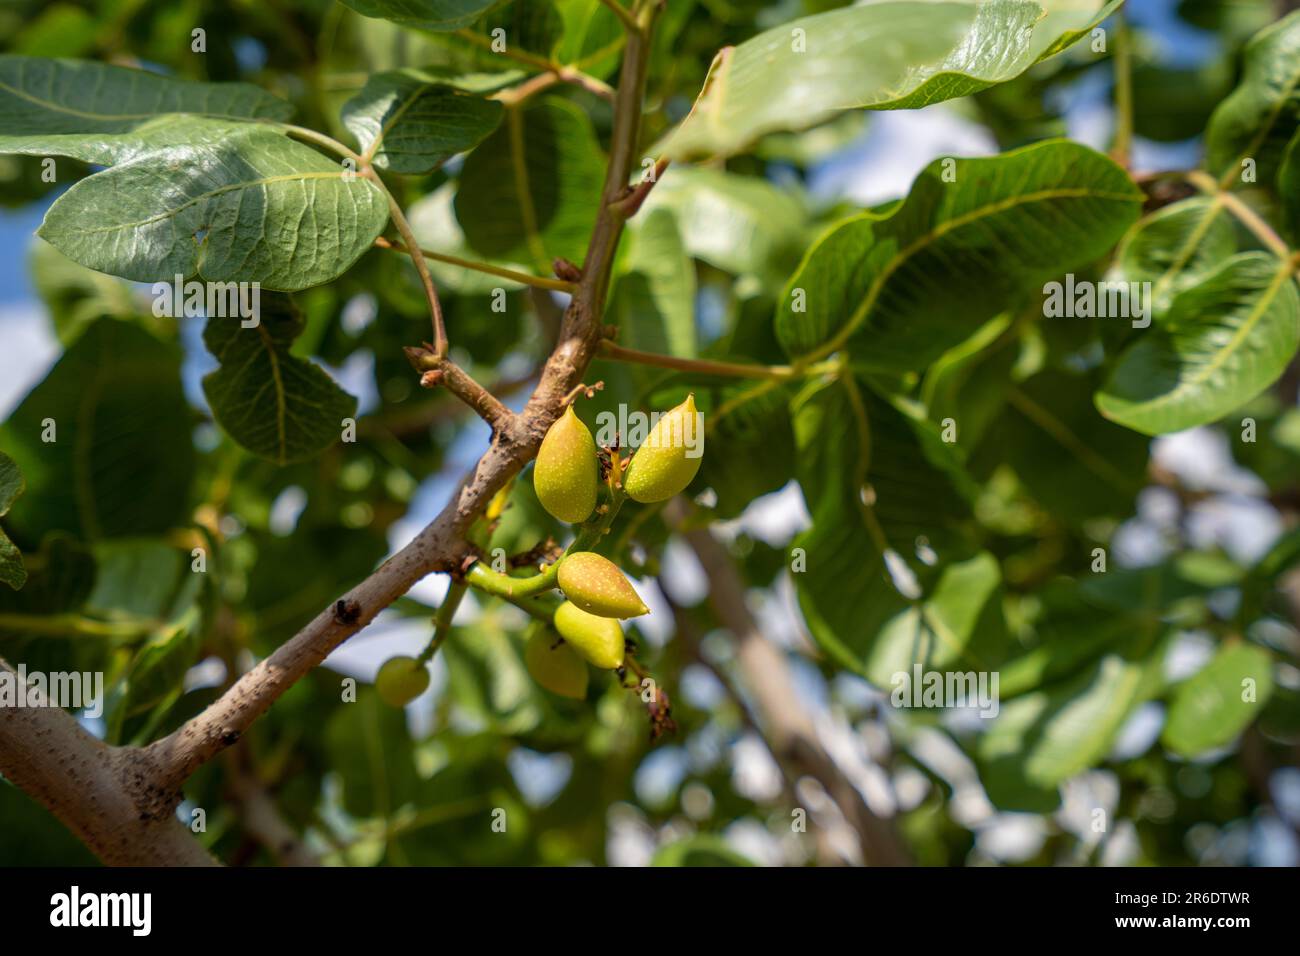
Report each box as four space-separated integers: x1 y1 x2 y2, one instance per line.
454 29 615 101
374 236 576 293
376 183 449 357
599 340 798 380
1186 170 1294 259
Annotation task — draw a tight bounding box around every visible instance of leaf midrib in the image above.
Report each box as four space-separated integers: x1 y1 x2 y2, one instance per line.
1112 258 1295 415
59 171 355 237
796 185 1140 364
0 77 257 125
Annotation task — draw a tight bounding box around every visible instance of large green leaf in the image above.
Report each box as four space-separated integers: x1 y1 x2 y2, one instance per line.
39 124 389 291
1111 196 1237 316
0 453 26 590
341 70 503 174
1096 253 1300 435
1000 370 1147 521
641 166 809 282
0 318 195 544
201 296 358 465
776 141 1142 370
1204 10 1300 184
791 375 977 676
1280 127 1300 242
609 207 697 383
455 97 604 271
978 650 1159 811
0 55 293 164
1162 642 1274 756
865 551 1010 690
655 0 1119 161
340 0 506 31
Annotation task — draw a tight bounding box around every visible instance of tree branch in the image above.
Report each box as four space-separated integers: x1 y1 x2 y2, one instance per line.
664 500 913 867
0 657 217 866
2 4 662 866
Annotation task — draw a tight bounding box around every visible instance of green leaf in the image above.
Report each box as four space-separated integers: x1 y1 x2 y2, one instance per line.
1001 370 1147 521
341 70 502 174
106 606 202 727
0 534 95 618
642 166 808 282
0 452 27 590
655 0 1119 161
791 376 976 676
865 552 1009 690
407 183 531 294
1096 253 1300 435
1162 643 1274 756
776 141 1142 370
0 55 293 165
921 314 1018 451
979 650 1158 811
0 318 195 543
455 97 604 272
1205 10 1300 184
609 207 697 383
29 238 137 345
340 0 506 31
1112 196 1238 316
1131 57 1233 143
325 687 421 819
39 123 389 291
551 0 624 78
201 295 358 465
1280 127 1300 242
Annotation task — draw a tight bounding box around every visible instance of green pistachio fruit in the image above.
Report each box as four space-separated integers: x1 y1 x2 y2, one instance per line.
524 628 589 699
623 394 704 503
553 601 626 670
557 551 649 619
534 405 599 524
375 655 430 707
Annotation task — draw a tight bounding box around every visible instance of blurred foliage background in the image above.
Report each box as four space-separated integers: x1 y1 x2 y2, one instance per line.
0 0 1298 866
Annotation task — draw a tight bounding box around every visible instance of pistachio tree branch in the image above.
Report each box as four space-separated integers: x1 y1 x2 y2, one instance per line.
454 28 616 101
0 656 217 866
599 339 799 380
664 499 913 867
375 236 577 293
2 4 662 867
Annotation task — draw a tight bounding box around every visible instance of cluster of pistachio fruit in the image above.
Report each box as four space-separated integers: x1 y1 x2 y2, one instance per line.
375 394 703 709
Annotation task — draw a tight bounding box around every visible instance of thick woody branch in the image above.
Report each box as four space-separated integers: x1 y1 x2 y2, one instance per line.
0 657 216 866
137 6 662 835
1 6 661 866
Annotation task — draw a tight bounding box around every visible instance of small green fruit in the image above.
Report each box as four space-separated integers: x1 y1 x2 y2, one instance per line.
524 628 589 699
534 405 599 524
623 394 704 503
553 601 625 670
557 551 649 619
375 656 430 707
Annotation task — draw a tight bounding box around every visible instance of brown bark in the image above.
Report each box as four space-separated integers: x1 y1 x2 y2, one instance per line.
0 3 662 866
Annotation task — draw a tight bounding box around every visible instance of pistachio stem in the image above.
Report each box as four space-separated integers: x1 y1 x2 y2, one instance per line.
466 484 629 600
599 340 799 380
1186 170 1293 260
375 236 577 293
415 581 467 665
